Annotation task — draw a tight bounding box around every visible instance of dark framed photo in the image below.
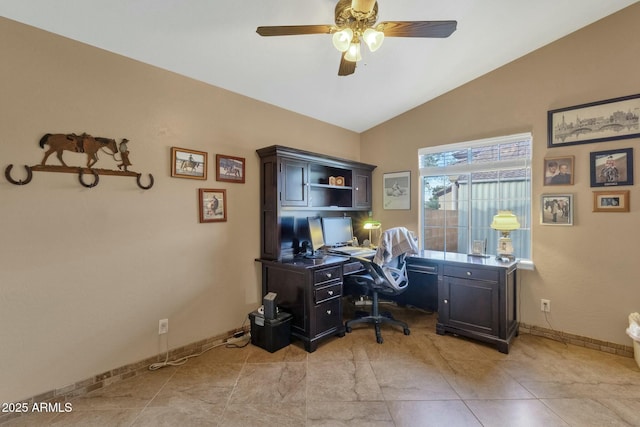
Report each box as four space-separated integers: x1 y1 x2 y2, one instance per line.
547 93 640 148
590 148 633 187
171 147 207 180
540 194 573 226
383 171 410 210
593 190 629 213
216 154 245 183
199 189 227 222
544 155 574 186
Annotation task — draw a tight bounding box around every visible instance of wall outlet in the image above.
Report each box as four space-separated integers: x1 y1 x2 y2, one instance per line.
158 318 169 335
540 299 551 312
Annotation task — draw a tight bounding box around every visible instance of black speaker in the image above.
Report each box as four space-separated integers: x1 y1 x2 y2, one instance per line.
263 292 277 320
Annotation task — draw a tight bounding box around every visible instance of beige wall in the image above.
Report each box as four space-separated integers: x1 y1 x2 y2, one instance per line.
0 17 360 402
362 4 640 349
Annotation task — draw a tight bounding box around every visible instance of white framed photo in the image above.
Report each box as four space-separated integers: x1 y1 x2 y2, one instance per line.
383 171 410 210
541 194 573 225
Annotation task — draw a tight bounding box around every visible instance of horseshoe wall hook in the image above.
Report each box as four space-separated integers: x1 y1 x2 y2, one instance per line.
5 165 33 185
136 173 154 190
78 169 100 188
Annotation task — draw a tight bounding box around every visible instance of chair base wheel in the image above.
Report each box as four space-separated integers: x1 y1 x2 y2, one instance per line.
345 326 352 333
404 328 411 336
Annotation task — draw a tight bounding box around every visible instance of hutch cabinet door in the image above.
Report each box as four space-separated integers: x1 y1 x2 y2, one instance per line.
353 169 372 209
281 159 309 207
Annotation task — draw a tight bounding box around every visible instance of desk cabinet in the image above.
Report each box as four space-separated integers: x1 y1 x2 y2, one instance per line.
436 258 518 353
259 258 345 352
396 258 439 312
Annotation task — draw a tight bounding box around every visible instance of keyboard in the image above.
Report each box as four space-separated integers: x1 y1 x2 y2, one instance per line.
328 247 376 257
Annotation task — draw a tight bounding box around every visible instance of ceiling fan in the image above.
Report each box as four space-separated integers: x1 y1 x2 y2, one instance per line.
256 0 457 76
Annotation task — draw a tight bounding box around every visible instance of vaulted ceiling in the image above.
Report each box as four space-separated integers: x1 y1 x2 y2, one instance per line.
1 0 637 132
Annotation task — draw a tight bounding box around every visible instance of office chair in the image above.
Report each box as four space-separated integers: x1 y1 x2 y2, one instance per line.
344 252 411 344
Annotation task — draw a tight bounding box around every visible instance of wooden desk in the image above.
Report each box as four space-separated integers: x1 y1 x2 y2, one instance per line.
415 251 519 354
343 251 519 353
258 256 346 352
258 251 519 353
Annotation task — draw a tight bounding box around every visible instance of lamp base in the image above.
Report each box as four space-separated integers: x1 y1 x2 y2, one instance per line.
495 253 516 262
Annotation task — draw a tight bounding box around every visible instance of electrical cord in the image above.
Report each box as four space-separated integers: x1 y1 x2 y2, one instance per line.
148 316 251 371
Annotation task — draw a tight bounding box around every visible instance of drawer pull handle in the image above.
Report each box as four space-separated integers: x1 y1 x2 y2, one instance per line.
328 290 334 296
444 299 448 304
466 271 472 276
326 273 332 278
326 310 332 315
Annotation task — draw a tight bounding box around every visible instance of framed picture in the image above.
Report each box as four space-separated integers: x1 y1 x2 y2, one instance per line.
544 155 574 185
547 93 640 148
216 154 245 183
171 147 207 180
590 148 633 187
469 239 488 257
199 188 227 222
383 171 410 210
593 190 629 213
540 194 573 225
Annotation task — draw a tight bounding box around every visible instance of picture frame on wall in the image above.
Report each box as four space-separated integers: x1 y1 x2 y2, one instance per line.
547 93 640 148
593 190 629 213
199 188 227 222
216 154 245 183
544 155 574 185
171 147 207 180
540 194 573 226
383 171 410 210
589 148 633 187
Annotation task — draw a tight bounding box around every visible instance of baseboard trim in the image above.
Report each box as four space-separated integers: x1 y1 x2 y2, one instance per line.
0 326 249 425
519 322 634 358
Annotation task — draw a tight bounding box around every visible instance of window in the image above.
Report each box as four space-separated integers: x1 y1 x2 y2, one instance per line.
419 133 531 260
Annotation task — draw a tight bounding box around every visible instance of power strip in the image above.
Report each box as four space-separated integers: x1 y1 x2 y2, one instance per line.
226 331 250 344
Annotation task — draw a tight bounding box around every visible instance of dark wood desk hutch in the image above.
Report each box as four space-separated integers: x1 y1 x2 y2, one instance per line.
256 146 376 352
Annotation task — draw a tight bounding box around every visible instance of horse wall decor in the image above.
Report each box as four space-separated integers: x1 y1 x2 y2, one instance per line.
5 132 154 189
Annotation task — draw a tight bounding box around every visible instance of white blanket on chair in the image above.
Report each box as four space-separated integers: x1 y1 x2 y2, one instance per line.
373 227 419 266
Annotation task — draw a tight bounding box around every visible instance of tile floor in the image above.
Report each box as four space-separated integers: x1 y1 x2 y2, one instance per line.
4 304 640 426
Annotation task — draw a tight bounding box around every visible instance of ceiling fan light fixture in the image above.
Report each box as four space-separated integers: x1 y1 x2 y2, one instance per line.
363 28 384 52
344 42 362 62
332 28 354 52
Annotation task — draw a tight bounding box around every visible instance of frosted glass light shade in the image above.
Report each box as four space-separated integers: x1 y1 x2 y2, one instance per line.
332 28 353 52
344 42 362 62
363 28 384 52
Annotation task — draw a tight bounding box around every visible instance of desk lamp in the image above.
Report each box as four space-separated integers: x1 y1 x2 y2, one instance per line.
490 210 520 261
363 219 381 247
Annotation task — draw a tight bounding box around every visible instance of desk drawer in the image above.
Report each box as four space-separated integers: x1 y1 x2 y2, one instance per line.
443 265 498 282
315 282 342 304
343 260 365 276
314 298 341 336
314 266 342 285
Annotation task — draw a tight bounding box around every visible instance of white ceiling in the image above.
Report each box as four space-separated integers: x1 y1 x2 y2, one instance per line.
1 0 637 132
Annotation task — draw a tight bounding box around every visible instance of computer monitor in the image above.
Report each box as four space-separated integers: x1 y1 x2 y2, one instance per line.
306 217 325 256
322 216 354 247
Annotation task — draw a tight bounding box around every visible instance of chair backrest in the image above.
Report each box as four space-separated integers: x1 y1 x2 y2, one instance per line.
356 253 409 294
379 254 409 292
373 227 419 266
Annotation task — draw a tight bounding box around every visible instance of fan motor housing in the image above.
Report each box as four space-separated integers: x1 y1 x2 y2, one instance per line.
335 0 378 28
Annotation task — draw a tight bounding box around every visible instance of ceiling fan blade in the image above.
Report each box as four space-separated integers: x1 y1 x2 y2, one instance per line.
378 20 457 38
256 25 333 37
338 53 356 76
